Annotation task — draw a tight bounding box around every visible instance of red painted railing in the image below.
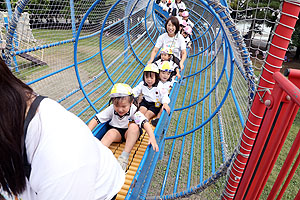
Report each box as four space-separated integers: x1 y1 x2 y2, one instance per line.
235 69 300 199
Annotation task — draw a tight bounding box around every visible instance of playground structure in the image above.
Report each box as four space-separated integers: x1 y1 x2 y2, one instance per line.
0 11 45 68
0 0 300 199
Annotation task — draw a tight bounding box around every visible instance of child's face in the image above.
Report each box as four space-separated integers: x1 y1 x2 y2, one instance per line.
113 97 132 117
159 71 171 83
183 16 188 21
161 53 171 61
144 72 156 88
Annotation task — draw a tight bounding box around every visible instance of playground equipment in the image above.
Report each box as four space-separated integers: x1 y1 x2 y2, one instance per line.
0 0 299 199
0 11 45 69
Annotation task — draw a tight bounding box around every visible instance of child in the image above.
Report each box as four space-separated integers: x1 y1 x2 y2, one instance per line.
151 61 176 126
153 47 181 79
179 18 188 32
182 11 194 28
158 61 176 91
132 64 171 121
88 83 159 170
159 0 169 11
170 0 186 16
181 26 192 49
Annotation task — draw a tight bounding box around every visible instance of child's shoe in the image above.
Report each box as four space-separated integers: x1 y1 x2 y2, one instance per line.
118 154 129 171
151 118 159 127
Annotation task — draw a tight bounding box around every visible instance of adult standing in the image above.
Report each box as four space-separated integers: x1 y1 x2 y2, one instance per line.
148 16 187 70
0 57 125 200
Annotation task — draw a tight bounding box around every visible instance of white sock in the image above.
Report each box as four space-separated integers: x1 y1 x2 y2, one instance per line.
121 151 130 159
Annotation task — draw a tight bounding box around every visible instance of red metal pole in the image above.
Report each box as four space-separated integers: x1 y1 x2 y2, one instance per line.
247 102 297 199
277 143 300 199
267 129 300 200
242 72 300 199
246 72 300 199
294 186 300 200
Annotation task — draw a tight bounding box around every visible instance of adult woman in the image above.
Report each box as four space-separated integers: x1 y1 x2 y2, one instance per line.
0 57 124 200
148 16 187 70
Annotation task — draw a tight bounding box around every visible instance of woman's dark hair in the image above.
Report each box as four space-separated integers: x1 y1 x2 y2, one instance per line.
143 71 159 87
165 16 180 35
0 57 33 195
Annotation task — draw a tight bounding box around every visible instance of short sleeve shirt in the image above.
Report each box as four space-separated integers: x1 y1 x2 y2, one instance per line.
132 81 170 104
155 33 186 59
95 104 147 129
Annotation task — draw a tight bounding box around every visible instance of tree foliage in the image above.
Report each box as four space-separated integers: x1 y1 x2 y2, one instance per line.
291 16 300 47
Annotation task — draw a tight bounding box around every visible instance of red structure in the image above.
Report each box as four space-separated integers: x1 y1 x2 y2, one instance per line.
222 1 300 199
235 70 300 199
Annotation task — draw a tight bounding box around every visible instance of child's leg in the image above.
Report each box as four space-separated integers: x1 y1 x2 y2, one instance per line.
101 129 122 147
118 123 140 170
124 123 141 153
145 110 156 120
156 107 163 119
139 106 148 115
151 107 163 126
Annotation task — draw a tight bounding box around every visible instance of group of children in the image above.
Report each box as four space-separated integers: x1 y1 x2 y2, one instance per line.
158 0 193 48
88 46 181 171
88 0 195 171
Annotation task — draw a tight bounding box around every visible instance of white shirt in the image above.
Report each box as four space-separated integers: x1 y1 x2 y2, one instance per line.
95 104 147 129
155 33 186 59
132 81 170 104
159 2 168 10
170 2 186 15
158 80 176 94
20 98 125 200
186 19 194 28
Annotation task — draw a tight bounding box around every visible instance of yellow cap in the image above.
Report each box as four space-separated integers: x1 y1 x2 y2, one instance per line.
144 63 159 73
110 83 132 97
159 61 173 72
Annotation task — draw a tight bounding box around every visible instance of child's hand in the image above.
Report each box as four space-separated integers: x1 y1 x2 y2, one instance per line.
176 73 181 79
163 103 171 114
148 136 159 152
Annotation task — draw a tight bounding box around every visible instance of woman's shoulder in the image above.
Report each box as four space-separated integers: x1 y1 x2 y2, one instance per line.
159 32 169 38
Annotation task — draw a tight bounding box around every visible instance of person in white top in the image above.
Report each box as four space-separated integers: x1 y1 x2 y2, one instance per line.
132 64 171 121
88 83 159 171
148 16 187 70
170 0 186 16
0 57 124 200
182 11 194 28
159 0 169 11
151 61 176 126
